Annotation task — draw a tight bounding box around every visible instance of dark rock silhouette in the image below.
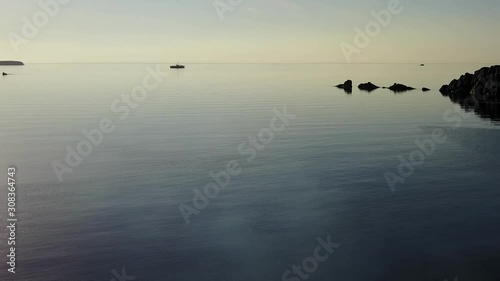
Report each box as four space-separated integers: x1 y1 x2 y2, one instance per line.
334 80 426 94
440 73 474 97
422 87 430 92
2 72 8 76
388 83 415 92
439 84 449 94
0 61 24 66
336 80 352 93
358 82 379 92
439 66 500 123
440 66 500 101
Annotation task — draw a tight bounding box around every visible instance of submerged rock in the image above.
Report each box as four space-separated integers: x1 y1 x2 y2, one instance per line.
358 82 380 92
388 83 415 92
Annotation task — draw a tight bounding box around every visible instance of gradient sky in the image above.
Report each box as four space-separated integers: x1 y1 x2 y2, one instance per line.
1 0 499 63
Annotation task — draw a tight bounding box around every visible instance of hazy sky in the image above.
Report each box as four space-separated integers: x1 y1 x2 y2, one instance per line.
1 0 499 63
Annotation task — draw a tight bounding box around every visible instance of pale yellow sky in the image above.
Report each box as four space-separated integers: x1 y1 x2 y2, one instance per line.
1 0 499 63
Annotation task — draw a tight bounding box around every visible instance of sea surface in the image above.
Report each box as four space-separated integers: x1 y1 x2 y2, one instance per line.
1 64 499 281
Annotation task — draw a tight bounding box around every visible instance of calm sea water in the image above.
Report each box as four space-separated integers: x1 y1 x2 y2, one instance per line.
1 64 500 281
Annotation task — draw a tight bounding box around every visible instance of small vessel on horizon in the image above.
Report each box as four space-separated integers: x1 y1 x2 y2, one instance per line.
170 63 185 69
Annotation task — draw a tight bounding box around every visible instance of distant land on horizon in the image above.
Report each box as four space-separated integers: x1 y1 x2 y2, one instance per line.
0 61 24 65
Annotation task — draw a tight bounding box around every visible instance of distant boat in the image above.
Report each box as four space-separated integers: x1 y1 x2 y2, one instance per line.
420 64 425 66
170 64 185 69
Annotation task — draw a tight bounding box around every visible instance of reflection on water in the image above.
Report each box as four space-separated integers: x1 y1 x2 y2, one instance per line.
1 64 500 281
441 93 500 123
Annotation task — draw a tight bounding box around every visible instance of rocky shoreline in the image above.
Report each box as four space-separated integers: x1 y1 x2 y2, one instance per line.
334 66 500 121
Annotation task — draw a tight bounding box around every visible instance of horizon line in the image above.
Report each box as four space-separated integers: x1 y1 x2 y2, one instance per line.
7 62 500 65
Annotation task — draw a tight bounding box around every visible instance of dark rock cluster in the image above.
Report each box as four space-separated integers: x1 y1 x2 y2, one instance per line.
440 65 500 102
335 80 425 93
440 66 500 122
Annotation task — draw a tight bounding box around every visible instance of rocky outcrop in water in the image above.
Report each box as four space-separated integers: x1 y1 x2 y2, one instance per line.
387 83 415 92
440 66 500 102
336 80 353 93
0 61 24 66
335 80 425 93
440 66 500 122
358 82 379 92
